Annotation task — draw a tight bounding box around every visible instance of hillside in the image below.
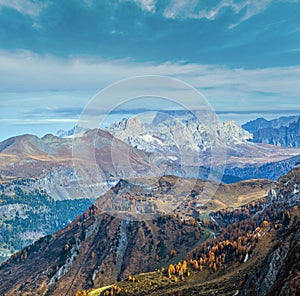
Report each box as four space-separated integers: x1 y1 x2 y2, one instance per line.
0 176 274 295
81 169 300 296
0 210 202 295
0 130 154 262
0 178 92 263
0 129 153 200
83 207 299 296
224 154 300 182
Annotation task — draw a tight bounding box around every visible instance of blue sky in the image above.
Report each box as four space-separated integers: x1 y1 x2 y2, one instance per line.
0 0 300 140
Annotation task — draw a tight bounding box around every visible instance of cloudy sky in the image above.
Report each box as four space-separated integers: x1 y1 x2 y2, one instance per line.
0 0 300 140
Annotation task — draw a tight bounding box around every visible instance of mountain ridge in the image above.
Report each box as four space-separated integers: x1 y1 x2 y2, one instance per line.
76 168 300 296
0 175 274 295
242 114 300 147
242 115 300 133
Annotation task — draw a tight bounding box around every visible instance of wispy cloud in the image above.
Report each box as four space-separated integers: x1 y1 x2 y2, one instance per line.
289 48 300 52
130 0 158 13
125 0 299 28
163 0 277 24
0 0 48 17
0 49 300 139
0 118 78 125
0 50 300 113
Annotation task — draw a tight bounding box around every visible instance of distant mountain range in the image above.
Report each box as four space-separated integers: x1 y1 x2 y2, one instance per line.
108 116 252 153
242 115 300 147
242 115 300 133
56 125 88 138
58 113 300 149
0 114 300 261
0 130 152 199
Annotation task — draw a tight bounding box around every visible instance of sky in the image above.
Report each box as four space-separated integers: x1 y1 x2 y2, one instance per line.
0 0 300 140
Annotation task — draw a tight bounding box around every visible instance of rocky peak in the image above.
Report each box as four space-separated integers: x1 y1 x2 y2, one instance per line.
110 117 145 134
221 120 253 144
242 115 300 133
108 116 252 155
56 125 89 138
251 117 300 147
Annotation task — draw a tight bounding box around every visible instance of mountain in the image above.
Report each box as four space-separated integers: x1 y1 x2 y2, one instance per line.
238 168 300 296
58 116 300 171
0 212 201 295
76 169 300 296
0 130 154 259
56 125 89 138
0 121 299 262
250 117 300 147
241 115 300 147
107 116 300 181
242 115 300 133
0 176 273 295
239 215 300 296
108 116 252 154
0 129 153 200
1 122 299 195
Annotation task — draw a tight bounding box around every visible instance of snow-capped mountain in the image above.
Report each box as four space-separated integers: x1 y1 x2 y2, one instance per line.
107 115 252 155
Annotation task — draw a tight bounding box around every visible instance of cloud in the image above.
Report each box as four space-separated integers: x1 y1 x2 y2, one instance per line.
162 0 275 22
289 48 300 52
0 0 47 17
0 49 299 140
131 0 157 12
0 50 300 113
0 0 298 68
0 118 78 126
124 0 299 28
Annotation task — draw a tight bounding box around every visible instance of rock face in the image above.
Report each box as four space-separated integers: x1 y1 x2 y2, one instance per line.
242 115 300 133
239 168 300 296
222 120 252 144
247 224 300 296
242 115 300 147
251 118 300 147
108 116 252 155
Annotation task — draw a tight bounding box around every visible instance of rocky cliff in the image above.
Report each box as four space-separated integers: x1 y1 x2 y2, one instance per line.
250 117 300 147
108 116 252 155
242 115 300 133
238 168 300 296
242 115 300 147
